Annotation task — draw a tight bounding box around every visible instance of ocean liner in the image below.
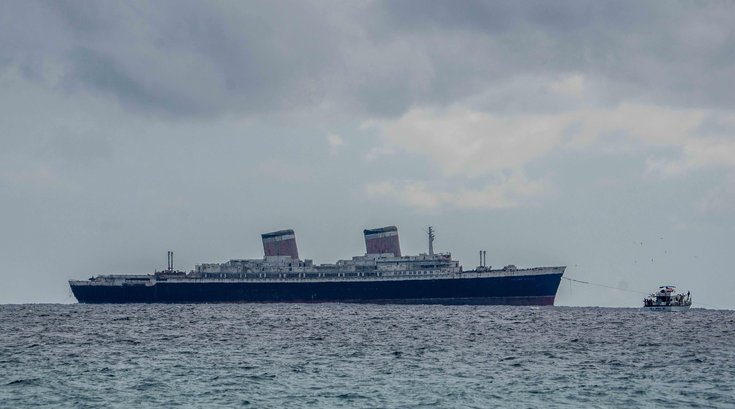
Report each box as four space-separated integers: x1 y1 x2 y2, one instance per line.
69 226 565 305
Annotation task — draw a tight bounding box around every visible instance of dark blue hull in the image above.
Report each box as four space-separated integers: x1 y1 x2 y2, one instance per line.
70 273 564 305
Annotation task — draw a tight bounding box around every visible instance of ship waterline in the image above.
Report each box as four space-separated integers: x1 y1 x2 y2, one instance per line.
69 226 565 305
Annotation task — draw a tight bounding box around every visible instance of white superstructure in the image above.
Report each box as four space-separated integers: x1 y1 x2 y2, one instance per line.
194 252 461 279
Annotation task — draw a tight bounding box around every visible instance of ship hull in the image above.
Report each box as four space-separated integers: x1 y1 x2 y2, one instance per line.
642 305 691 312
70 270 564 305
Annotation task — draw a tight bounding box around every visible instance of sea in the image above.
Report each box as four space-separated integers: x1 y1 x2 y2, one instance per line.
1 304 733 408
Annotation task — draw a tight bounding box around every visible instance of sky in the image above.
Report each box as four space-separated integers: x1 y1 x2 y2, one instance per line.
1 0 734 307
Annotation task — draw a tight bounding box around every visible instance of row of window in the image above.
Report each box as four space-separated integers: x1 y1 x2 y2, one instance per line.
203 270 456 279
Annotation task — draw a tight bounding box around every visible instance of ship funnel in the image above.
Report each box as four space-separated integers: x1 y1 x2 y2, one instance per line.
364 226 401 257
262 229 299 259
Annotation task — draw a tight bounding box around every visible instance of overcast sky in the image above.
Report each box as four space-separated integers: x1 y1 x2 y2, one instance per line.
1 1 734 307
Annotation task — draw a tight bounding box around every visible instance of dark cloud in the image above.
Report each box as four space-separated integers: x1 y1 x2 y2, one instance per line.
67 47 212 116
373 0 648 35
370 1 735 110
2 1 341 117
47 131 112 168
1 0 734 118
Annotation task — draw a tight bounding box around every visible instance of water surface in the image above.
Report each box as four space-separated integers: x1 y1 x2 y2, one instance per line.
1 304 733 408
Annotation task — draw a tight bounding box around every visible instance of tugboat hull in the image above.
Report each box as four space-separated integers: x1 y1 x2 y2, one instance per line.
643 305 691 312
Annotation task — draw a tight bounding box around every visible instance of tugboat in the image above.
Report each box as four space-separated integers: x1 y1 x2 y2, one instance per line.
643 286 691 311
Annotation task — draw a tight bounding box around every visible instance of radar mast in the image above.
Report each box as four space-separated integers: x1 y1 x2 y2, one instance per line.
428 226 435 256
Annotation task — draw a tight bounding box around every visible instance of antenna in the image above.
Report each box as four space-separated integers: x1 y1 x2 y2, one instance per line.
428 226 435 256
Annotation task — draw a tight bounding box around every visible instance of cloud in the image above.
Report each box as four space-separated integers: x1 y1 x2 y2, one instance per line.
366 180 447 210
683 137 735 169
647 137 735 177
371 107 568 177
644 157 686 177
364 145 397 162
2 1 343 118
326 133 344 156
698 174 735 216
365 99 735 210
66 47 216 116
549 74 585 98
365 174 547 211
257 159 313 183
367 0 735 111
2 1 734 120
0 165 59 188
371 102 715 177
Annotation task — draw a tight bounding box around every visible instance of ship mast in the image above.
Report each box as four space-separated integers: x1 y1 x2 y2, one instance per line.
428 226 435 256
